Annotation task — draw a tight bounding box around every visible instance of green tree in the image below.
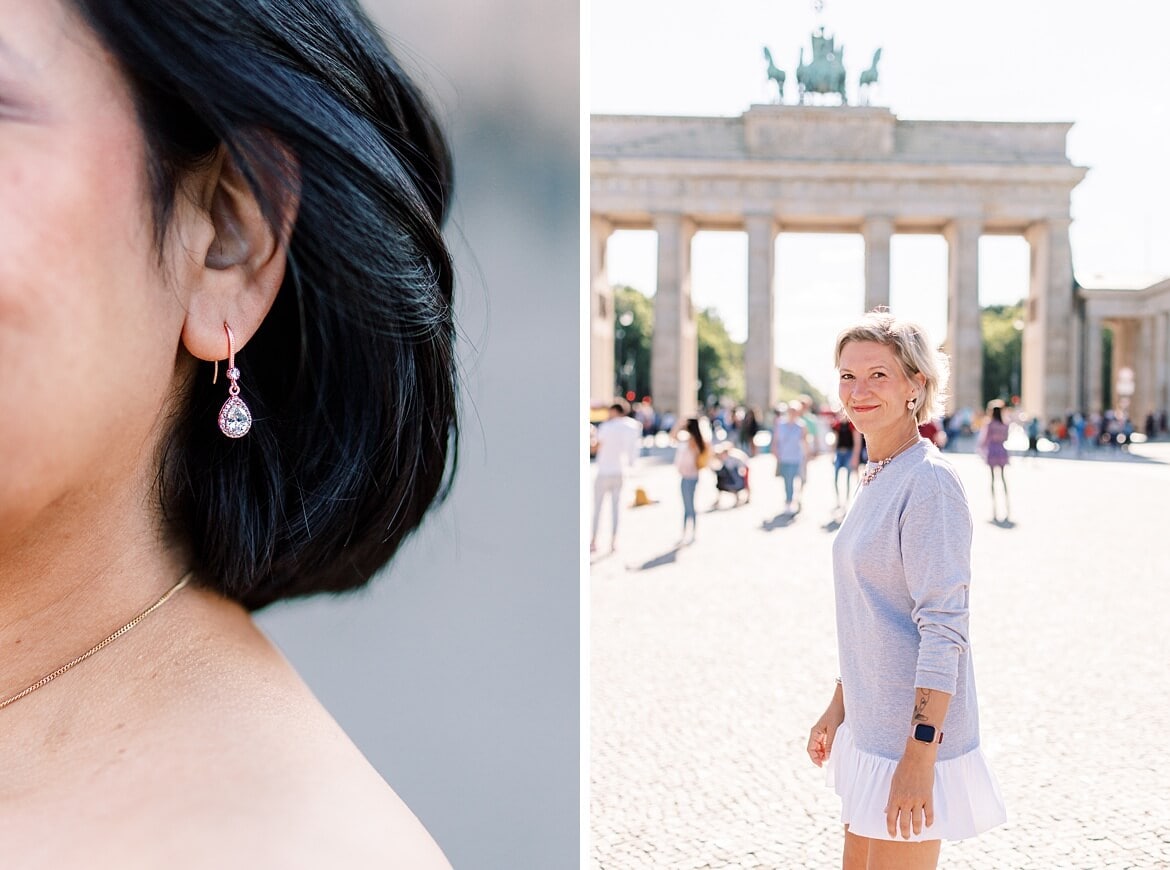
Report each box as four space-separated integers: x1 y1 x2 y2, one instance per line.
614 286 747 406
696 306 744 405
777 368 828 409
981 302 1025 405
612 285 826 411
613 286 653 401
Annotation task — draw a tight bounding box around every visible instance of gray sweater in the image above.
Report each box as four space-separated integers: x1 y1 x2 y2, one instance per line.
832 439 980 762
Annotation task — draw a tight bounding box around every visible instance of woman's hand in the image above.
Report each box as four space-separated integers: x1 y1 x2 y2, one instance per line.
806 693 845 768
885 742 936 838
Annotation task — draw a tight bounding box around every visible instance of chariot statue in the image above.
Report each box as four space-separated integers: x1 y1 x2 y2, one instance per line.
796 26 847 104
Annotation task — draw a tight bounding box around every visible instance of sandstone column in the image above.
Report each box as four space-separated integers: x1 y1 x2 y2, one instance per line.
1022 219 1075 422
1069 304 1083 420
1135 317 1155 420
590 215 615 404
652 214 697 418
1084 312 1104 414
1111 320 1132 412
863 216 894 313
1157 312 1170 414
745 213 778 415
943 218 982 415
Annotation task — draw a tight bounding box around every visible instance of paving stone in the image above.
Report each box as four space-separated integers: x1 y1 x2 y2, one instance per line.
591 443 1170 869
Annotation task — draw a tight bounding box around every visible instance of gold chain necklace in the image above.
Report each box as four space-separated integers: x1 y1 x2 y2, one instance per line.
860 433 921 486
0 571 192 711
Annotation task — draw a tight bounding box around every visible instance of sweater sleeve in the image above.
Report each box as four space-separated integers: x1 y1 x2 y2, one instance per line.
899 476 972 694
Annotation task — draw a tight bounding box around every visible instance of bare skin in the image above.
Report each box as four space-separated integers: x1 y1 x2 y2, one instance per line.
887 687 952 840
0 1 447 865
0 588 449 868
809 683 951 869
836 340 926 462
990 465 1011 521
843 828 941 870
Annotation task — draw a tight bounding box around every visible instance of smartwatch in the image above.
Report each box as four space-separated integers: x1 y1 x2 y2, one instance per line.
912 723 944 745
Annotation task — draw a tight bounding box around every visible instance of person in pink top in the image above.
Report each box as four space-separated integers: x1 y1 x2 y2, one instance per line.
672 417 707 545
976 401 1011 523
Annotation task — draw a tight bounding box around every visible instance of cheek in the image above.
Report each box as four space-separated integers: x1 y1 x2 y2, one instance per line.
0 113 183 516
1 126 158 338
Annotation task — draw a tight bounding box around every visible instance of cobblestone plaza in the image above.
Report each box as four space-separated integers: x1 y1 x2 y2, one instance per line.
590 444 1170 868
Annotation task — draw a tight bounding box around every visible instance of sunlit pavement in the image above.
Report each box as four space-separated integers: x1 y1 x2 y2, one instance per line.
590 442 1170 869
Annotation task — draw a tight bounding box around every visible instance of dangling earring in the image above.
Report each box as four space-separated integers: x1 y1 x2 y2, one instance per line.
215 322 253 438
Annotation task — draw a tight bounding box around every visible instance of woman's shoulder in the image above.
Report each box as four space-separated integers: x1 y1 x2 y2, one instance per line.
195 689 448 867
904 443 968 503
89 593 452 868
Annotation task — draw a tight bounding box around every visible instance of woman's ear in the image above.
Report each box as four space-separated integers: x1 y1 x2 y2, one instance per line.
174 142 300 363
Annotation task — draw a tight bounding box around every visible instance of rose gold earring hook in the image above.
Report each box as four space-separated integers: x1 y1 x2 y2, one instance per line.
225 322 236 371
213 322 236 385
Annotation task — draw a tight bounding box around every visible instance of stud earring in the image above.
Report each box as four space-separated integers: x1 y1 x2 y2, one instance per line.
907 397 917 412
215 322 253 438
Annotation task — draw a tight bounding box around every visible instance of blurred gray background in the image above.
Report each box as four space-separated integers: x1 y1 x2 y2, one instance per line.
256 1 580 868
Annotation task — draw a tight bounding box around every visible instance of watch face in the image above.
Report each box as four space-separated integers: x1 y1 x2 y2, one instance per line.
913 723 937 743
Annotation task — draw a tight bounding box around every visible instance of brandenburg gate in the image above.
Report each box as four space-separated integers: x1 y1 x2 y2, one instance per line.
590 105 1087 421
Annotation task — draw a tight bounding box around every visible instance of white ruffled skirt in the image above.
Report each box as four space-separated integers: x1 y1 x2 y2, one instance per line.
825 722 1007 842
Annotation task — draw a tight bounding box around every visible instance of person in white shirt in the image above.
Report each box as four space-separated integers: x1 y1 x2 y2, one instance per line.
591 401 644 553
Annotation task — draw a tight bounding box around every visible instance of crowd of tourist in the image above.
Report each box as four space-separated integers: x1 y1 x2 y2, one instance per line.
589 392 1168 552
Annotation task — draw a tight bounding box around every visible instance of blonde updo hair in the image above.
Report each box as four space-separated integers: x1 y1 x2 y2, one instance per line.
834 310 950 425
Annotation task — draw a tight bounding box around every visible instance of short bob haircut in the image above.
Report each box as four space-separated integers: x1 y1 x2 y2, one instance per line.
834 310 949 425
68 0 457 609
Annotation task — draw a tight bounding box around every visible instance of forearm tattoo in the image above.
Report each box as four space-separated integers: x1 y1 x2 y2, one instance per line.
913 689 932 722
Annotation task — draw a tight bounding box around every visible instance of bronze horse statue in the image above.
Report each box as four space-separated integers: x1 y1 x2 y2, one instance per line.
763 46 785 102
859 47 882 104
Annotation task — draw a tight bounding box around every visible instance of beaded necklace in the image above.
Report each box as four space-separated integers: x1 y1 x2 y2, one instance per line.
859 433 921 486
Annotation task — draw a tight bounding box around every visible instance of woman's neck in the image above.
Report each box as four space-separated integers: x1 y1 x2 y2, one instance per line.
864 423 921 463
0 472 188 709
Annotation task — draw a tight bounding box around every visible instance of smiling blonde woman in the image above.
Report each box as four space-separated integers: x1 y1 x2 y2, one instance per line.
807 311 1006 870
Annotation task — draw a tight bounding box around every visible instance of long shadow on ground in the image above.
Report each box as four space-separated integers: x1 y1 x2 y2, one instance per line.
629 547 681 572
761 512 796 531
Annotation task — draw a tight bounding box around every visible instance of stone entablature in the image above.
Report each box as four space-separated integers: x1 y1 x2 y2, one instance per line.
592 106 1077 164
593 108 1085 232
1081 278 1170 318
593 170 1078 233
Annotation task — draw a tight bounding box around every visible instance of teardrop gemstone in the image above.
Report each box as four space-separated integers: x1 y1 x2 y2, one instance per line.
218 396 253 438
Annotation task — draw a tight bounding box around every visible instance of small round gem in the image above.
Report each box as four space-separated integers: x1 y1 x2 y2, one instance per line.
226 367 241 381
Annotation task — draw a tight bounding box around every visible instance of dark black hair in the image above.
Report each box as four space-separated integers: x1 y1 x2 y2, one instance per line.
609 400 629 416
68 0 457 609
684 418 705 454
